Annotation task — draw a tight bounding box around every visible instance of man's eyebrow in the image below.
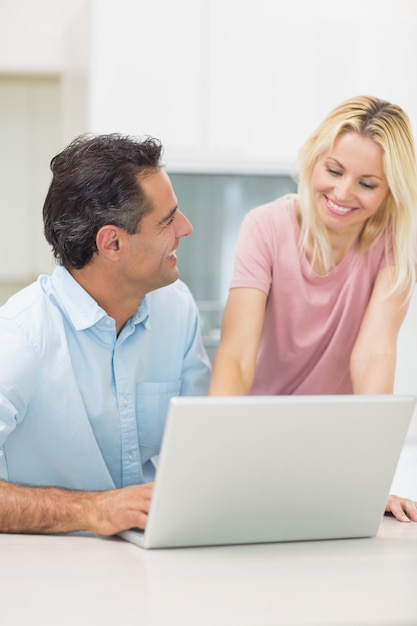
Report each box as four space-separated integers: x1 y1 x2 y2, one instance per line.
158 206 177 226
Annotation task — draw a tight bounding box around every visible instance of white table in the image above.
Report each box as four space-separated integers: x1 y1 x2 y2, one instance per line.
1 514 417 626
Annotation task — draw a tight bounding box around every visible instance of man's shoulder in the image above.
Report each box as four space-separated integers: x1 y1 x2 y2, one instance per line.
0 281 43 318
0 277 62 334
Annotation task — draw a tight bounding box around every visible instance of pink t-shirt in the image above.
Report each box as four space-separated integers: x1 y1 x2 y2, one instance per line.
230 195 391 395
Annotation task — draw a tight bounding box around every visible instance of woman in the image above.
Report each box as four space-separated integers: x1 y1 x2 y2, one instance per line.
209 96 417 521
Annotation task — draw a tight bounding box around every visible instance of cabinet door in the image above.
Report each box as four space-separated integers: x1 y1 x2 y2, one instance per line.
76 0 417 170
206 0 317 169
205 0 417 169
88 0 203 161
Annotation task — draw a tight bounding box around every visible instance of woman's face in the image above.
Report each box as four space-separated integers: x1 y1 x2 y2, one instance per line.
311 132 389 240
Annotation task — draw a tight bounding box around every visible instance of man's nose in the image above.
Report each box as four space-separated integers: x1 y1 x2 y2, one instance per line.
176 211 193 237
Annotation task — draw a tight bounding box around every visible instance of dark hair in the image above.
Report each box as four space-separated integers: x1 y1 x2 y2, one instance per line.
43 133 163 269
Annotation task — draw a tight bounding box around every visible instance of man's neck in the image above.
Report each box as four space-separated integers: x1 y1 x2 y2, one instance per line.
69 266 143 336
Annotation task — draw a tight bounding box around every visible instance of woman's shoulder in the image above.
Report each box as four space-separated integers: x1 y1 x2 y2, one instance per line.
246 193 298 221
244 194 299 235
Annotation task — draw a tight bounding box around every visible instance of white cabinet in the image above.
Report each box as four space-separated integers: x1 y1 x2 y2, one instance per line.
205 0 316 169
67 0 417 172
204 0 417 170
85 0 203 161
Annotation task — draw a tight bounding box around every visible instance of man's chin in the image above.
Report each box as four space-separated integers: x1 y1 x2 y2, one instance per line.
155 271 180 291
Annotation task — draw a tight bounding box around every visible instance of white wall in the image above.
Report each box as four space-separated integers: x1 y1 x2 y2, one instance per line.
0 76 60 281
0 0 89 283
0 0 86 73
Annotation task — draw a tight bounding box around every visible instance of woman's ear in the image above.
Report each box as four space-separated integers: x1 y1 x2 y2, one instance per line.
96 225 121 260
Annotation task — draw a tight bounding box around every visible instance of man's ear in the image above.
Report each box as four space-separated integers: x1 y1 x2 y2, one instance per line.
96 225 121 260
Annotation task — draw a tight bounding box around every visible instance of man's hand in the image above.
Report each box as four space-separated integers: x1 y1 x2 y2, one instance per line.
87 482 154 536
385 494 417 522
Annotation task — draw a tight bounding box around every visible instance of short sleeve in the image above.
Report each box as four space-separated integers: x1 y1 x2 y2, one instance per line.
230 205 276 294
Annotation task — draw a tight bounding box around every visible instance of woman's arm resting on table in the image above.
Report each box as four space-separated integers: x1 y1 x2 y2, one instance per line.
386 494 417 522
0 480 153 535
350 266 410 394
351 267 416 522
209 287 267 395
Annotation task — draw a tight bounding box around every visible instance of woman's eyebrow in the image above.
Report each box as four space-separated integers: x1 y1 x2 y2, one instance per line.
326 157 384 180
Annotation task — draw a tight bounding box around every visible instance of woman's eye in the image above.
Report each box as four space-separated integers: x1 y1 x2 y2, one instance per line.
360 181 377 190
326 167 341 176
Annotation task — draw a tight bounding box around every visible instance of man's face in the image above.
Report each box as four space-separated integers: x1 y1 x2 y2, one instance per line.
117 169 193 296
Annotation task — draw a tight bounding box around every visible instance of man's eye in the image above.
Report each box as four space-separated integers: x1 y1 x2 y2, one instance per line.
166 215 175 226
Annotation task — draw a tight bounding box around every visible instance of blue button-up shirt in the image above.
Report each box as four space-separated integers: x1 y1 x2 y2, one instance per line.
0 266 211 490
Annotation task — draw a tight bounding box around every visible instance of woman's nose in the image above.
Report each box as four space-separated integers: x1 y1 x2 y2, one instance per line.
333 178 354 202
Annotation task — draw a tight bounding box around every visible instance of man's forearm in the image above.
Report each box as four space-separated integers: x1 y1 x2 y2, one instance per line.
0 480 153 536
0 480 96 534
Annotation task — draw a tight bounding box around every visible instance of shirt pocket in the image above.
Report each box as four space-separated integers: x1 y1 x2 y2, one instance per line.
136 380 182 452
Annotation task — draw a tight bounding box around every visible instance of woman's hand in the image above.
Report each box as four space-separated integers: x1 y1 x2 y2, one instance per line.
385 494 417 522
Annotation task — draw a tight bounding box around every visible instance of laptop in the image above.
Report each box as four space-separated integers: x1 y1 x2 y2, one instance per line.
118 394 416 549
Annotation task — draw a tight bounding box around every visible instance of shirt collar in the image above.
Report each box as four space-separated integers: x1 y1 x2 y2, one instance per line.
50 265 150 331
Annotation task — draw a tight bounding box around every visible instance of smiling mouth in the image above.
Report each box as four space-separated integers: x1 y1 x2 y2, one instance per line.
326 197 356 215
167 249 177 260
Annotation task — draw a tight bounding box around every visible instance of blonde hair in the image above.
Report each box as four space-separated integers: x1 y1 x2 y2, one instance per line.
297 95 417 296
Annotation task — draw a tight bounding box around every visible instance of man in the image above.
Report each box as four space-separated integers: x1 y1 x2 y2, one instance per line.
0 134 211 535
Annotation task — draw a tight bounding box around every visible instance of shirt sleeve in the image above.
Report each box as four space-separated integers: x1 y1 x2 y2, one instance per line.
230 205 275 294
0 318 39 466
